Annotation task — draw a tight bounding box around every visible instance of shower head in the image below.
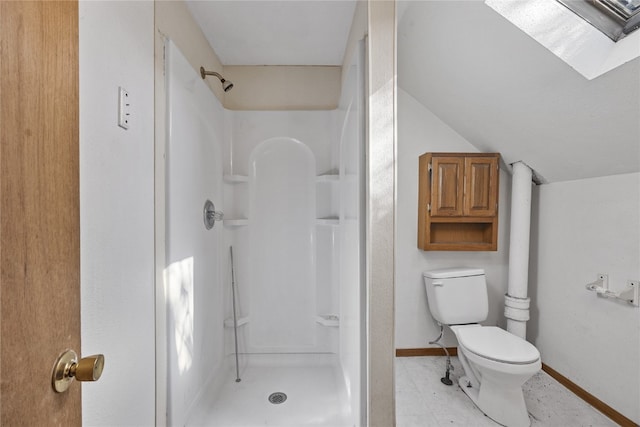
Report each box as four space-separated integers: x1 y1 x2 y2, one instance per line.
222 80 234 92
200 66 234 92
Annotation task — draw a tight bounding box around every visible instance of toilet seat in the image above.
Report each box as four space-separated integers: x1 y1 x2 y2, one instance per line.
453 326 540 365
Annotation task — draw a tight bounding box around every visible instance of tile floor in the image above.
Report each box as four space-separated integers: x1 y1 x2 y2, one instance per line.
395 356 617 427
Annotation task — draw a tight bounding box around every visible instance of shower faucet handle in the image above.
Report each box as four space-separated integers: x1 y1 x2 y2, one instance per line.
208 210 224 221
203 199 223 230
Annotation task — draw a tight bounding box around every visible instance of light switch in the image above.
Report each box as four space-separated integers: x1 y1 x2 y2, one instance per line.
118 87 130 130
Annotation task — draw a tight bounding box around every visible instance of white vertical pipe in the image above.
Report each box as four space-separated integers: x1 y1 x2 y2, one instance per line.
506 161 533 339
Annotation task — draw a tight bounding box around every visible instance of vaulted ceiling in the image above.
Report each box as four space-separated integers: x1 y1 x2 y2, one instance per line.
398 1 640 183
185 0 638 183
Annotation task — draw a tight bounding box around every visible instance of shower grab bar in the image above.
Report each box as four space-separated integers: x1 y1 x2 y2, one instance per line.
230 246 241 382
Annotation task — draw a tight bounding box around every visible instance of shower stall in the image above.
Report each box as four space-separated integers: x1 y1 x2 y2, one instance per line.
161 39 366 426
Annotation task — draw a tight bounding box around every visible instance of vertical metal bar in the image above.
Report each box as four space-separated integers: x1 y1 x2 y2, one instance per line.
230 246 241 382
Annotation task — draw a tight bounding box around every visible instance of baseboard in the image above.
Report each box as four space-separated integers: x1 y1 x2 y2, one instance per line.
395 347 457 357
542 364 638 427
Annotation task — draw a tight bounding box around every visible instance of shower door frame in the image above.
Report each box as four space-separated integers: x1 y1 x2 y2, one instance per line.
154 33 169 426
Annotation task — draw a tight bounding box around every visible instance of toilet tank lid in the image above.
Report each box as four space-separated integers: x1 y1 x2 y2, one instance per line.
423 268 485 279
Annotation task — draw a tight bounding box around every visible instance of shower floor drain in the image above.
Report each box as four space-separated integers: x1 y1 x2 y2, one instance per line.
268 392 287 404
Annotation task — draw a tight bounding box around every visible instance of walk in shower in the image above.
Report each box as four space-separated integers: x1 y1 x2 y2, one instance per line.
162 39 366 426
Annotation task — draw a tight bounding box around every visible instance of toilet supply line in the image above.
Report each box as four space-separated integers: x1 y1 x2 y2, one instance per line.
428 324 454 386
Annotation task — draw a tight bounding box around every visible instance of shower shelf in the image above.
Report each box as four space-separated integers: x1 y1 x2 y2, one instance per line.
316 314 339 327
224 218 339 227
316 218 339 226
316 174 339 182
223 174 248 183
224 316 249 328
223 218 248 227
224 174 340 183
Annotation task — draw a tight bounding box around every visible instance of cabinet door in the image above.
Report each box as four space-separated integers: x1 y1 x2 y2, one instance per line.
431 157 464 216
464 156 498 217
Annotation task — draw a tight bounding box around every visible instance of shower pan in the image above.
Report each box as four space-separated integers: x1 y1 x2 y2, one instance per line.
161 39 366 427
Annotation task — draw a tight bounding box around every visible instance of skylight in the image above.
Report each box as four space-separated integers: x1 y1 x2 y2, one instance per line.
486 0 640 80
557 0 640 41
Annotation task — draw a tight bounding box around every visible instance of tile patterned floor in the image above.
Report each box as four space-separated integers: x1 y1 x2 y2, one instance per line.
395 356 618 427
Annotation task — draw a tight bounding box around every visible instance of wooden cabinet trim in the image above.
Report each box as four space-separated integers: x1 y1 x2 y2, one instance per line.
463 156 499 217
418 152 500 251
431 156 464 217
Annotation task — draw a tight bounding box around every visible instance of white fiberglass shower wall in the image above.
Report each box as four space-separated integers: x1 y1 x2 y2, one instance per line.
248 137 317 351
163 39 365 426
223 109 341 358
165 41 226 426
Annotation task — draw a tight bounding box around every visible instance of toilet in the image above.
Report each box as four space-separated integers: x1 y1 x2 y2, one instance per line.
423 268 540 427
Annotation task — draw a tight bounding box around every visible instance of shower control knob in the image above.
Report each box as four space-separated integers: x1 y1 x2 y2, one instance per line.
203 199 223 230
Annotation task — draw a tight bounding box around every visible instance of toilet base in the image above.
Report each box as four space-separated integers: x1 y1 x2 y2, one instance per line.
458 375 531 427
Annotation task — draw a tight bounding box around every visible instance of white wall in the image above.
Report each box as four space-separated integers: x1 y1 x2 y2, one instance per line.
529 172 640 423
165 41 226 427
395 89 512 348
79 1 155 425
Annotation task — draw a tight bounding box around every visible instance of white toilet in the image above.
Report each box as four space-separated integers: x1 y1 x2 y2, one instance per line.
423 268 541 427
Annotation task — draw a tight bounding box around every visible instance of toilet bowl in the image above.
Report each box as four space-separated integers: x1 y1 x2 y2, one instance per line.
423 268 541 427
451 325 540 427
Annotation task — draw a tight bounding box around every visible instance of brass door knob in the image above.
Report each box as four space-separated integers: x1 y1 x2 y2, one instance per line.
52 349 105 393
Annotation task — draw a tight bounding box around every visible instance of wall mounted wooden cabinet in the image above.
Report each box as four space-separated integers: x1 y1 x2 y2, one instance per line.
418 152 500 251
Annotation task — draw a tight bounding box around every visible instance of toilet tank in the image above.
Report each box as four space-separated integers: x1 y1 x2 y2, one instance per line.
423 268 488 325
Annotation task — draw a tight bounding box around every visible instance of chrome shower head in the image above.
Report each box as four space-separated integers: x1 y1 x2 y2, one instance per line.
200 66 234 92
222 80 234 92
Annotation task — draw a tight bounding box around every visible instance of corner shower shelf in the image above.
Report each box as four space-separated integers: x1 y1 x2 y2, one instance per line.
316 217 339 226
316 174 339 182
316 314 339 327
224 316 249 328
223 174 248 183
223 218 248 227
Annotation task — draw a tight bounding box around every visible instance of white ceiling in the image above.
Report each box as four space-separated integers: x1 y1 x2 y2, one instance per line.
398 1 640 183
186 1 357 66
